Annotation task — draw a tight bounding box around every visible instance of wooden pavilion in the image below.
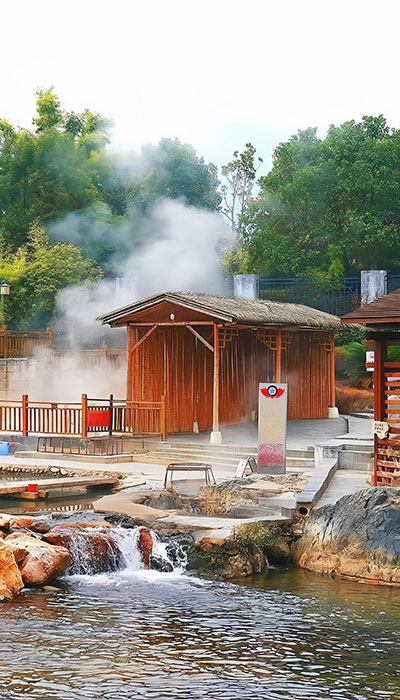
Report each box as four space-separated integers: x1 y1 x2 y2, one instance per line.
98 291 344 440
343 288 400 486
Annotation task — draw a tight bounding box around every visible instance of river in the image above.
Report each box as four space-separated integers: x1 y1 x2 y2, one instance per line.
1 564 399 700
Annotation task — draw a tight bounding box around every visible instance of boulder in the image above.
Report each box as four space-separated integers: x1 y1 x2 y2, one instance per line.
138 528 153 569
0 515 11 532
7 542 29 563
5 533 71 586
144 489 184 511
43 524 122 574
9 516 34 530
0 545 24 600
187 536 266 579
150 554 173 572
30 521 51 534
292 487 400 584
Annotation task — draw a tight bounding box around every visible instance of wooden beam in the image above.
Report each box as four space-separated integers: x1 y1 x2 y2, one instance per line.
373 338 386 487
212 323 220 434
275 329 282 382
374 338 385 422
129 326 157 353
186 324 214 352
128 321 214 327
329 333 336 407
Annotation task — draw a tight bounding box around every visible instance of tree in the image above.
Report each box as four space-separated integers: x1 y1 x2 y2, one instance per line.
33 87 64 133
221 143 263 232
0 89 111 249
0 221 102 328
135 138 221 212
233 117 400 278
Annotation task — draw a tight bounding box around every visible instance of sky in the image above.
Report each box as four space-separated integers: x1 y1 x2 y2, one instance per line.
1 0 399 174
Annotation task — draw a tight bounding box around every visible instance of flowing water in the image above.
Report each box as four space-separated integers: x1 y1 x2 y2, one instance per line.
1 520 400 700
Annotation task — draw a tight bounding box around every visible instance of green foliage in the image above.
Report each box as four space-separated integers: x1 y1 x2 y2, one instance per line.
0 221 102 328
221 142 263 232
136 138 221 212
228 117 400 277
341 340 400 385
0 89 222 325
0 90 111 249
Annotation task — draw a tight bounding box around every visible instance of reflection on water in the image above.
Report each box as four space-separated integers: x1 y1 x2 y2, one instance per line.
1 566 400 699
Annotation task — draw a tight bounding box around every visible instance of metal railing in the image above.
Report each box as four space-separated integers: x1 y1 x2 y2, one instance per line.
259 277 361 316
0 394 167 441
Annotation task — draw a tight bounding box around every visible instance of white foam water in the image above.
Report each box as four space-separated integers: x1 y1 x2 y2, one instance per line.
64 524 187 581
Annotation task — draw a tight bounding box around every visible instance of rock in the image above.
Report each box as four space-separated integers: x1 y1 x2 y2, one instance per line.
0 545 24 600
74 520 116 529
43 585 61 592
150 554 173 573
0 515 11 532
5 533 71 586
43 524 122 574
186 541 266 580
7 542 29 563
292 487 400 584
30 521 51 534
9 516 34 531
138 528 153 569
144 489 184 511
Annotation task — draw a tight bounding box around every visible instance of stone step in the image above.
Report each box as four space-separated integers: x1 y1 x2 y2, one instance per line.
338 449 374 471
129 450 314 470
143 440 313 459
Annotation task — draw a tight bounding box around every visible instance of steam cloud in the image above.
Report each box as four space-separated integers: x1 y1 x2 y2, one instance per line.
52 199 231 349
8 199 231 402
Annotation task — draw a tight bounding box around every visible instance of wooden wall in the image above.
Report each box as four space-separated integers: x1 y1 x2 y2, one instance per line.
127 326 332 433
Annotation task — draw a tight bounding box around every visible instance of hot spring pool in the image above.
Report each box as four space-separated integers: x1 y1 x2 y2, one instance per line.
1 565 399 699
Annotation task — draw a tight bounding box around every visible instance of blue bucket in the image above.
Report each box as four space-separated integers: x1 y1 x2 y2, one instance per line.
0 443 10 455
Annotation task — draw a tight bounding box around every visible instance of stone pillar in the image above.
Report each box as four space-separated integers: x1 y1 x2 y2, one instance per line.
361 270 387 306
233 274 259 299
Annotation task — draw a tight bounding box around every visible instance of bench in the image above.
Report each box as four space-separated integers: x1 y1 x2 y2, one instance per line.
164 463 217 489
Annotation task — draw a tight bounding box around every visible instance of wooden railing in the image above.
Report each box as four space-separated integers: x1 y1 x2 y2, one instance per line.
0 394 167 441
0 326 52 358
375 363 400 486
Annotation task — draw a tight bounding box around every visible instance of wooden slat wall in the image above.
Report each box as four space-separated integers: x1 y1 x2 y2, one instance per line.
283 332 330 420
127 326 331 433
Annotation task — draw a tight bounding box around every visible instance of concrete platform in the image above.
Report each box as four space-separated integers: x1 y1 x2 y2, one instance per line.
316 470 370 508
0 475 118 496
162 417 349 450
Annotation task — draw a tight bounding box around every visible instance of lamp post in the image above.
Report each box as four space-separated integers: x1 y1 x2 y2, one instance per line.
0 282 10 326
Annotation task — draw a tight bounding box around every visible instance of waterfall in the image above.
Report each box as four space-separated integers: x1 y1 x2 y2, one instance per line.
56 524 187 576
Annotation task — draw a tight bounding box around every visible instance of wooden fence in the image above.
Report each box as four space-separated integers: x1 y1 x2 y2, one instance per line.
0 394 167 441
0 326 52 358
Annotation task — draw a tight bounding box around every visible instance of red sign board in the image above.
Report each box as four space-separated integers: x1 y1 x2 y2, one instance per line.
87 410 110 428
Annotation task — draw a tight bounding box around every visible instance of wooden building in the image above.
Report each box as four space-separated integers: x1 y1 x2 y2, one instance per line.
343 288 400 486
98 292 343 439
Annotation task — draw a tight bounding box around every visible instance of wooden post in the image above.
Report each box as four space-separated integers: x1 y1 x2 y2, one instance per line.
109 393 114 436
275 329 282 382
210 324 221 443
81 393 88 438
373 338 385 487
2 326 8 359
22 394 28 437
46 327 53 347
329 333 336 408
160 394 167 441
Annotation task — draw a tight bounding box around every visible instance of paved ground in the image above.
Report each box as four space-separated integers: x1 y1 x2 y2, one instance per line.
163 417 349 449
316 470 370 508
